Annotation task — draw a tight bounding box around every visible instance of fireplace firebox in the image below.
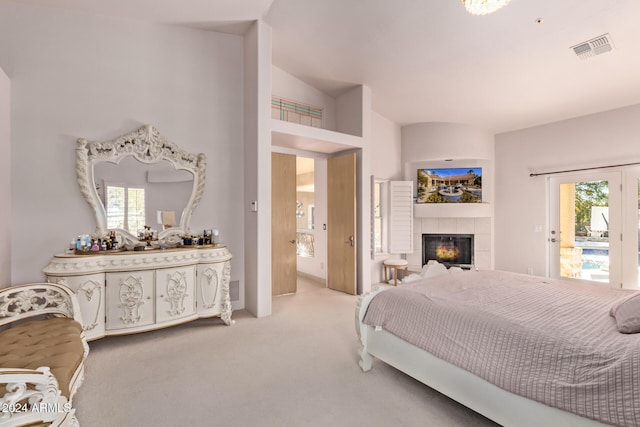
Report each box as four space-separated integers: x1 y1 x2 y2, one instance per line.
423 234 474 269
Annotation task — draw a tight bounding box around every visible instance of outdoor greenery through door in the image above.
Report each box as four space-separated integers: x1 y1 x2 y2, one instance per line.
550 168 640 288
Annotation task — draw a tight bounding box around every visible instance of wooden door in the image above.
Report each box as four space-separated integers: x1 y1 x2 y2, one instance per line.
271 153 297 296
327 152 357 295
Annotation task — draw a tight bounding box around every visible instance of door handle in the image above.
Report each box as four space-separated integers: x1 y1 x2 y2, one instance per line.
289 240 296 244
549 238 557 243
345 235 354 247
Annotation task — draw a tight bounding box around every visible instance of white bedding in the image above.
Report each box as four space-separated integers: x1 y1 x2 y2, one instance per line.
363 269 640 426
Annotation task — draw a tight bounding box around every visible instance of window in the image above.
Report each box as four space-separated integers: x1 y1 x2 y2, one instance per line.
105 184 146 233
372 178 414 257
388 181 414 254
374 181 384 253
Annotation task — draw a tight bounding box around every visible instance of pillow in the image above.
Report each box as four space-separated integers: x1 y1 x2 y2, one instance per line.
400 273 422 283
448 266 464 274
421 261 448 279
402 261 465 284
401 261 445 284
416 259 438 274
418 264 430 276
610 292 640 333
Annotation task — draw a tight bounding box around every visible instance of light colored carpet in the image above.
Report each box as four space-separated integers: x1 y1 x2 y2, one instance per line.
74 277 498 426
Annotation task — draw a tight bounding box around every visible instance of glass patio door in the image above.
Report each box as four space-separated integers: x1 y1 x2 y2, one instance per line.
549 172 622 287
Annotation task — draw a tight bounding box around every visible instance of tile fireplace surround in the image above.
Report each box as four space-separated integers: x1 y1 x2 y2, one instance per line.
423 233 474 269
406 217 491 272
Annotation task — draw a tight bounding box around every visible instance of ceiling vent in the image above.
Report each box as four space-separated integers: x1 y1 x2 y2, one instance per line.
571 34 614 60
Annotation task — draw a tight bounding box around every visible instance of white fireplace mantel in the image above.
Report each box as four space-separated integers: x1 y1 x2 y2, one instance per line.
414 202 492 218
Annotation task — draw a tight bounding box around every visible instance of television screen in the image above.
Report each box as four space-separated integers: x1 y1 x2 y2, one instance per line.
417 167 482 203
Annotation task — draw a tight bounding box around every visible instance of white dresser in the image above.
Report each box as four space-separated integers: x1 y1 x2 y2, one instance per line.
43 246 232 341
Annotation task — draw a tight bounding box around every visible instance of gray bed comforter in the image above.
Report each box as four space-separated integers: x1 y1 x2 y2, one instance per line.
363 270 640 426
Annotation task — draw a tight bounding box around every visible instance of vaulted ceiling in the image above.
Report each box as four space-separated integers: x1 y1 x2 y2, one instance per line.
8 0 640 133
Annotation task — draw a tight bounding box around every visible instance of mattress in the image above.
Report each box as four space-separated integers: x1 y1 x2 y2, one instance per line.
363 270 640 426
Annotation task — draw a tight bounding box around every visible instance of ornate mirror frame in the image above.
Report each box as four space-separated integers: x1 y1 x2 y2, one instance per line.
76 124 206 246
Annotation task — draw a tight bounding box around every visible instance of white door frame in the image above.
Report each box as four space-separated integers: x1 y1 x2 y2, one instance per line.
623 167 640 289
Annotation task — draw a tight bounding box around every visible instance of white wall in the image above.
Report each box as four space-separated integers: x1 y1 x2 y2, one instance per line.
0 3 245 301
402 122 494 173
0 66 9 286
356 86 372 294
272 66 336 131
494 103 640 276
336 86 365 137
371 111 402 181
370 111 402 283
244 20 272 317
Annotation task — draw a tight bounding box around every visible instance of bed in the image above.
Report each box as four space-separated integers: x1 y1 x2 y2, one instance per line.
356 268 640 427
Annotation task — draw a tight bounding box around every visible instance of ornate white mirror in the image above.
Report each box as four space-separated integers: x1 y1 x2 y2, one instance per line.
76 124 206 247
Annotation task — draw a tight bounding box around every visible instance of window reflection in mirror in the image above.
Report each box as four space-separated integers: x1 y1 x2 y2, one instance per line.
94 156 194 233
105 184 145 233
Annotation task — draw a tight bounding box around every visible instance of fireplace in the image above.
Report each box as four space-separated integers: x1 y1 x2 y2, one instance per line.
423 234 474 269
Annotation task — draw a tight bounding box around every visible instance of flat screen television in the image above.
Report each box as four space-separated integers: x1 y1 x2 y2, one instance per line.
416 167 482 203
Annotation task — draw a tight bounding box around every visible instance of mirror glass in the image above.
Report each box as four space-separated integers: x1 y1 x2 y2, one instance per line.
94 157 194 234
76 125 206 247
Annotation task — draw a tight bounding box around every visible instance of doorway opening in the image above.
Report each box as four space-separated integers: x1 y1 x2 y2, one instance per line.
272 154 326 297
296 156 319 278
271 150 359 297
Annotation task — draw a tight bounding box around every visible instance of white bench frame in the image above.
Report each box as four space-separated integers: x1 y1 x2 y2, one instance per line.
0 283 89 427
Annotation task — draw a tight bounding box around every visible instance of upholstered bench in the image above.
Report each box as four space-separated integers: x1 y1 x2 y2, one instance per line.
0 283 88 426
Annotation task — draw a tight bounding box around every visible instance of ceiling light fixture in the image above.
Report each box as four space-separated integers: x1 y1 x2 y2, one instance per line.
461 0 511 15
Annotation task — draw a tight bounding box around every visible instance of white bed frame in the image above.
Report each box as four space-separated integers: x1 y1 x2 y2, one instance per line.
356 286 606 427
